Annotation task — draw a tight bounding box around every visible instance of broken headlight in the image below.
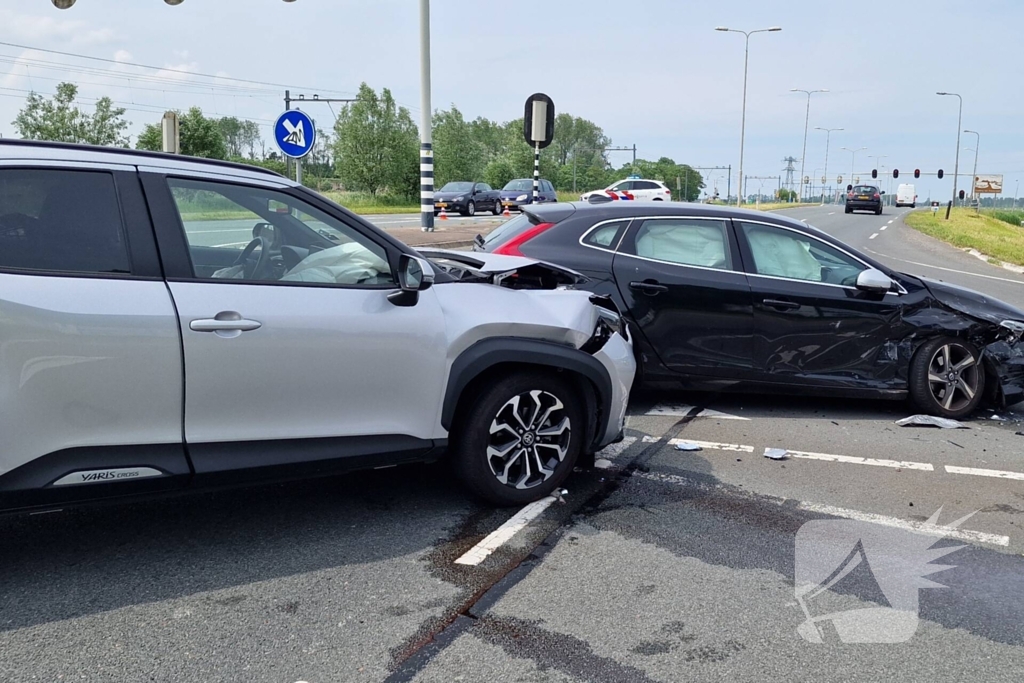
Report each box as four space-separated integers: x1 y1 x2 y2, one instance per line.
1000 320 1024 341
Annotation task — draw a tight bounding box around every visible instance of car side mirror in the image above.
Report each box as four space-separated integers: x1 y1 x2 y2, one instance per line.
389 254 434 307
856 268 893 294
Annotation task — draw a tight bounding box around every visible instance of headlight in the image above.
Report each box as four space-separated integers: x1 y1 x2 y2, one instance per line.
516 194 528 202
1000 320 1024 339
454 196 464 202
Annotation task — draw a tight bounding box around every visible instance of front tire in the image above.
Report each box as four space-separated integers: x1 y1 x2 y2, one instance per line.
909 337 985 419
464 201 476 217
492 199 502 215
451 372 583 506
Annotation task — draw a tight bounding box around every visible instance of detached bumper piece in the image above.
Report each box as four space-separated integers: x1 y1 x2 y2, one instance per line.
985 339 1024 407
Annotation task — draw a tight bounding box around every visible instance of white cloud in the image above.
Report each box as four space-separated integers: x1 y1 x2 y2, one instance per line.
113 50 133 63
0 9 115 47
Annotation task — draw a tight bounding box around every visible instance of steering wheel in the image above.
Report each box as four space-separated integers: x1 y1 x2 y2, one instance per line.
234 236 271 280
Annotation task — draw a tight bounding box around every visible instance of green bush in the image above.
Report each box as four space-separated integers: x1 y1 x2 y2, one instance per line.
985 209 1024 227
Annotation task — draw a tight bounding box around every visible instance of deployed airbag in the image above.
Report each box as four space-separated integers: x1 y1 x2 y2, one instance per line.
282 242 390 284
635 223 728 269
746 227 822 282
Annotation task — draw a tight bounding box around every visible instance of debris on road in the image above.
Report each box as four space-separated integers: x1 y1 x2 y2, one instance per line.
675 442 703 452
764 448 789 460
553 488 569 504
948 440 965 449
990 415 1007 421
594 458 614 469
895 415 969 429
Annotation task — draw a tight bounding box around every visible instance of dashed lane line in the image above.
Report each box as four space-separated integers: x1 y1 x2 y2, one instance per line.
784 449 933 471
454 495 559 566
869 232 879 240
798 502 1010 547
862 247 1024 285
945 465 1024 481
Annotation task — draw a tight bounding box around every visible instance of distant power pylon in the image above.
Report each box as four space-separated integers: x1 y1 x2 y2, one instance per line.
782 156 798 194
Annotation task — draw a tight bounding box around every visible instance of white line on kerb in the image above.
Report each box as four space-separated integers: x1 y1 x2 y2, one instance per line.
454 495 558 566
785 449 933 471
799 502 1009 547
945 465 1024 481
869 232 879 240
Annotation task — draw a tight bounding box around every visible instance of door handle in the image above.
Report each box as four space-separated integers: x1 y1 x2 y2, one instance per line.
629 281 669 295
190 315 262 332
762 299 801 311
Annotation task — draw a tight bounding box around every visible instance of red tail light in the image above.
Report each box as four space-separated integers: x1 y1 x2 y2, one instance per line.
874 193 880 199
847 193 854 199
493 222 555 257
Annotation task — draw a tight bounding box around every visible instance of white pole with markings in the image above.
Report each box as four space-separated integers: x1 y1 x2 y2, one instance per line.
419 0 434 231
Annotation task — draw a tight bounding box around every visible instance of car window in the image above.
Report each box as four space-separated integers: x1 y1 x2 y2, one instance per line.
477 183 492 192
480 212 532 248
0 168 131 275
610 181 632 192
167 178 394 286
503 179 532 192
739 222 867 286
440 181 473 193
628 218 732 270
582 220 629 250
635 181 658 190
542 180 554 193
852 185 877 194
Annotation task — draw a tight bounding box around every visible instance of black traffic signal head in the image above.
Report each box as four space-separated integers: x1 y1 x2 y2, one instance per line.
938 169 944 179
893 169 899 179
959 189 965 200
871 169 878 179
914 169 921 179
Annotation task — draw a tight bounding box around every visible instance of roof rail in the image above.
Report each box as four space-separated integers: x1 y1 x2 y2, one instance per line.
0 139 284 178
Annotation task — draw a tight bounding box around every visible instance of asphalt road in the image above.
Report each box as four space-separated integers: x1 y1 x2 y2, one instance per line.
2 206 1024 682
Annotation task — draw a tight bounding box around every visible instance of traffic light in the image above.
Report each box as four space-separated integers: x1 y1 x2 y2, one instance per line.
871 169 877 179
914 169 921 179
938 169 944 179
959 190 965 200
893 169 899 179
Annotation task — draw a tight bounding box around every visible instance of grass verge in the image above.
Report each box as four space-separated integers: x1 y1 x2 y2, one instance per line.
904 208 1024 266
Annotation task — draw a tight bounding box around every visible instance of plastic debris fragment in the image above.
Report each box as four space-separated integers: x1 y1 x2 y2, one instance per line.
764 448 789 460
675 442 703 452
895 415 969 429
594 458 614 469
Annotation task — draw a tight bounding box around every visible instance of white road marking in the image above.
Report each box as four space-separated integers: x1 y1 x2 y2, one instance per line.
799 502 1009 547
862 248 1024 285
646 404 750 421
869 233 879 240
888 219 895 224
828 212 836 215
454 495 559 566
945 465 1024 481
880 225 888 231
595 436 637 459
784 449 933 471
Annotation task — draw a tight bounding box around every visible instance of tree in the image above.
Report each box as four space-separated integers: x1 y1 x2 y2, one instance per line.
332 83 419 196
217 117 262 159
136 107 227 159
433 105 484 186
13 82 129 147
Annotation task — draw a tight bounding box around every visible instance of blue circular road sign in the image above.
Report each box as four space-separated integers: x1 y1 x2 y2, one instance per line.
274 110 317 159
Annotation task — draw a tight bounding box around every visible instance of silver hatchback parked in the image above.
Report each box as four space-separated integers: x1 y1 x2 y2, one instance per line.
0 141 635 510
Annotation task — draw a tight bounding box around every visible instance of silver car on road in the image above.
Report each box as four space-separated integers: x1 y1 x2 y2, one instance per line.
0 141 635 509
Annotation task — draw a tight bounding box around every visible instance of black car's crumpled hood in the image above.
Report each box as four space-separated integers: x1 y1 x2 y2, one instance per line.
919 276 1024 327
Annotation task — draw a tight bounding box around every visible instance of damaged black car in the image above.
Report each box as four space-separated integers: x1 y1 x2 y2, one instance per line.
475 202 1024 418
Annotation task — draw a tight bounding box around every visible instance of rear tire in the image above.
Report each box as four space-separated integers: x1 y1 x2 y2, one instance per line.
451 372 583 506
909 337 985 419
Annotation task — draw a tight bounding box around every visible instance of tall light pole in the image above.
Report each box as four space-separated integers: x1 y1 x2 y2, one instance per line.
419 0 434 231
964 129 980 201
816 127 842 204
791 89 827 202
841 146 866 188
716 26 782 206
937 92 963 210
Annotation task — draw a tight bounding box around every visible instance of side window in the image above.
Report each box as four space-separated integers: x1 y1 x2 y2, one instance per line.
582 220 629 250
0 168 131 274
739 222 867 286
477 183 492 192
610 181 633 192
635 181 659 190
627 219 732 270
167 178 394 286
542 180 554 193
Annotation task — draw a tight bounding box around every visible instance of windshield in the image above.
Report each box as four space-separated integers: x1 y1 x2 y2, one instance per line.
503 179 533 192
853 186 878 194
440 182 473 192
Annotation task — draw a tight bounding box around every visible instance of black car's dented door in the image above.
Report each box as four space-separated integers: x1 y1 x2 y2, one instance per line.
611 216 757 379
736 220 907 389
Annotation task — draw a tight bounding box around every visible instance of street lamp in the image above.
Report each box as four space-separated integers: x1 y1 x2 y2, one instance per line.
815 127 842 204
937 92 963 210
716 26 782 206
791 89 827 203
964 129 980 201
841 146 866 188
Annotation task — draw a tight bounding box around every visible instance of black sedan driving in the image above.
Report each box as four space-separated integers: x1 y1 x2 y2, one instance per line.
846 184 884 215
475 202 1024 418
434 181 503 216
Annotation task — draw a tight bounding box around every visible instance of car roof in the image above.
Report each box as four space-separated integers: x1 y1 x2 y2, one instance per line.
0 139 292 185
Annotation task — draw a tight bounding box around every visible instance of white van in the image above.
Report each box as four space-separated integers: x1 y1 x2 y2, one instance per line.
896 184 917 208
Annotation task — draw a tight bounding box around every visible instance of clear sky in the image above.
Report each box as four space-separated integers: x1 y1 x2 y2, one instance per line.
1 0 1021 199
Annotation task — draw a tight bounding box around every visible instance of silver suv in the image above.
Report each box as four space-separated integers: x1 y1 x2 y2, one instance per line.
0 141 635 509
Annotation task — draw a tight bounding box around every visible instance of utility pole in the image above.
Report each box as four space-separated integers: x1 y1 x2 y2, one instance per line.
964 129 980 201
419 0 434 231
816 127 842 204
937 92 963 213
791 89 827 203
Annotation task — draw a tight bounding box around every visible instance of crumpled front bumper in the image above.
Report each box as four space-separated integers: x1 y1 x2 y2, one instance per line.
591 330 635 449
985 339 1024 407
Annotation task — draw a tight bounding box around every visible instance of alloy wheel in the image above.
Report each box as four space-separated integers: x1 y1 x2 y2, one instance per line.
486 390 571 490
927 342 981 412
467 201 475 216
